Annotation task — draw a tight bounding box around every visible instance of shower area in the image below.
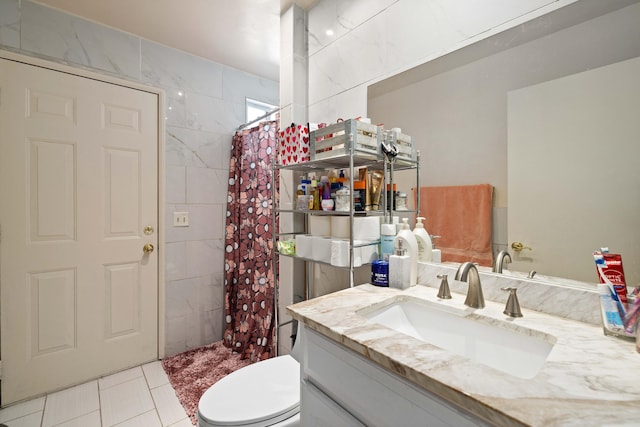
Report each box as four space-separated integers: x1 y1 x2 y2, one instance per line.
223 119 281 362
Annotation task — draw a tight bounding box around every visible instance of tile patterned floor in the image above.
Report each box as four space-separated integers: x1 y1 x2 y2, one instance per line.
0 361 192 427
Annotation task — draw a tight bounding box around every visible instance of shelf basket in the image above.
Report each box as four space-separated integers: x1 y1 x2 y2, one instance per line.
310 119 382 161
385 129 416 162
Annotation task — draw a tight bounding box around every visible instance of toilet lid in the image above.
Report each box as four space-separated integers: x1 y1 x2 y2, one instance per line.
198 355 300 427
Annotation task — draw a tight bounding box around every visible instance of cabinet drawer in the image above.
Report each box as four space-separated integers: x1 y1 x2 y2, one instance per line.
304 328 486 427
301 379 365 426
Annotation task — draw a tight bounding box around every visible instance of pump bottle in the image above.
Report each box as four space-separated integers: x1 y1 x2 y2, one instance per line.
389 240 411 289
394 218 418 286
413 217 433 262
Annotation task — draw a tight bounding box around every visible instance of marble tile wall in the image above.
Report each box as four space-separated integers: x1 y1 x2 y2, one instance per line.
305 0 576 122
278 5 309 355
0 0 279 356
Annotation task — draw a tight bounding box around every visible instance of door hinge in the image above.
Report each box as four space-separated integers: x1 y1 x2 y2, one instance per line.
0 360 3 379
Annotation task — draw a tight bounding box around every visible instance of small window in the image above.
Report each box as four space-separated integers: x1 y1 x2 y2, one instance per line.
245 98 278 127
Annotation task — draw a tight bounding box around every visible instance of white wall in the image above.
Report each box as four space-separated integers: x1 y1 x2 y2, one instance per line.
507 56 640 283
0 0 279 356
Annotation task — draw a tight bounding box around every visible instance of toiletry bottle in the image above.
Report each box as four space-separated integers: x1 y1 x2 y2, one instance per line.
370 171 384 210
335 186 350 212
389 240 411 289
353 180 366 211
320 176 330 199
413 217 433 262
296 182 305 210
394 218 418 286
296 182 304 197
302 179 311 195
431 235 441 263
320 176 334 211
380 223 397 261
338 169 348 186
371 259 389 287
395 192 408 210
311 179 319 210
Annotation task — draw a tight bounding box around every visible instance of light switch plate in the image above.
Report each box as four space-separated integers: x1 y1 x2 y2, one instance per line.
173 212 189 227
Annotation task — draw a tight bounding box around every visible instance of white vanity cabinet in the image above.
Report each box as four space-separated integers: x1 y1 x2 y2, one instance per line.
301 380 366 426
299 326 490 427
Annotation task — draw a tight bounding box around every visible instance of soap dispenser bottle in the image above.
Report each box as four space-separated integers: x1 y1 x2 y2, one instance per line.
389 240 411 289
394 218 418 286
413 217 433 262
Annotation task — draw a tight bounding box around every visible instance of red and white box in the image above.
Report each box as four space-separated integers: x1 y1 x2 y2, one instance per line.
277 123 311 165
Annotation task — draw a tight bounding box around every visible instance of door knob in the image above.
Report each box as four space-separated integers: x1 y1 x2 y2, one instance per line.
143 243 154 254
511 242 532 252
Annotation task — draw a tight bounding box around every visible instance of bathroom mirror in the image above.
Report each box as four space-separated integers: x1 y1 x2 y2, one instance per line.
367 1 640 286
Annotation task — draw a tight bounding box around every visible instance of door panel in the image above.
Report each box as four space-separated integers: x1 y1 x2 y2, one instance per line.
29 139 77 241
29 269 77 356
0 57 159 404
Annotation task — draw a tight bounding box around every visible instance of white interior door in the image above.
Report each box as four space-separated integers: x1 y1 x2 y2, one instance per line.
0 57 159 404
507 57 640 283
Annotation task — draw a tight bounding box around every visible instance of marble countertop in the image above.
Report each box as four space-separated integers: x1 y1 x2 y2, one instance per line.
286 283 640 427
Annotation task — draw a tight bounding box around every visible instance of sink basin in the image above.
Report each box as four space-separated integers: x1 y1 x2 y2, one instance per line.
358 296 555 379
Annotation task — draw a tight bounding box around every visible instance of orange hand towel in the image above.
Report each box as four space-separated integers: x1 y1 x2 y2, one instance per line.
415 184 493 267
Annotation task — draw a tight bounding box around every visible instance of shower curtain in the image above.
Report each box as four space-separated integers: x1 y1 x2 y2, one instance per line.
223 120 279 362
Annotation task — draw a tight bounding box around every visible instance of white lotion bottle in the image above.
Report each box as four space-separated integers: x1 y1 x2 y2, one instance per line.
413 217 433 262
389 240 411 289
394 218 418 286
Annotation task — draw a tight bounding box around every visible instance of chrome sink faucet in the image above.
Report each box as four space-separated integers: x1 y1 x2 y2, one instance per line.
492 250 512 273
455 262 485 309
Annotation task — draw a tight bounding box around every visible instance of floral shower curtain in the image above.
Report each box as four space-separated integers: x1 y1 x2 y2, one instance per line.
223 121 279 362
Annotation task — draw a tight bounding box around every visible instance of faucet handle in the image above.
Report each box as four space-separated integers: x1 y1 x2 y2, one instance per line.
436 274 451 299
501 287 523 318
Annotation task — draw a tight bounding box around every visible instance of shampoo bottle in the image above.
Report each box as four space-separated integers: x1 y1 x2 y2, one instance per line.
380 223 397 261
394 218 418 286
413 217 433 262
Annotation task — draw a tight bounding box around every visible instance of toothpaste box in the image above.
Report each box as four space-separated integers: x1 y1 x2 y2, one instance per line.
594 251 628 304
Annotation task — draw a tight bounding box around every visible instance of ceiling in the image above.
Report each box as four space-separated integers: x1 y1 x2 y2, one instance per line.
32 0 318 81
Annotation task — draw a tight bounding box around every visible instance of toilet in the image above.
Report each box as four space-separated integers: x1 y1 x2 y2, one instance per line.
197 326 301 427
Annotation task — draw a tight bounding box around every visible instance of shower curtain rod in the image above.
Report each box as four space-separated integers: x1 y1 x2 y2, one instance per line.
236 106 282 131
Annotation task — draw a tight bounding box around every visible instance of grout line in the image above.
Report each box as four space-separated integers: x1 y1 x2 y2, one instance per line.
40 395 47 427
96 381 103 427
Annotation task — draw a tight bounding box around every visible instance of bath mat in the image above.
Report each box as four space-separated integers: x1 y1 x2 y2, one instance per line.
162 341 252 425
